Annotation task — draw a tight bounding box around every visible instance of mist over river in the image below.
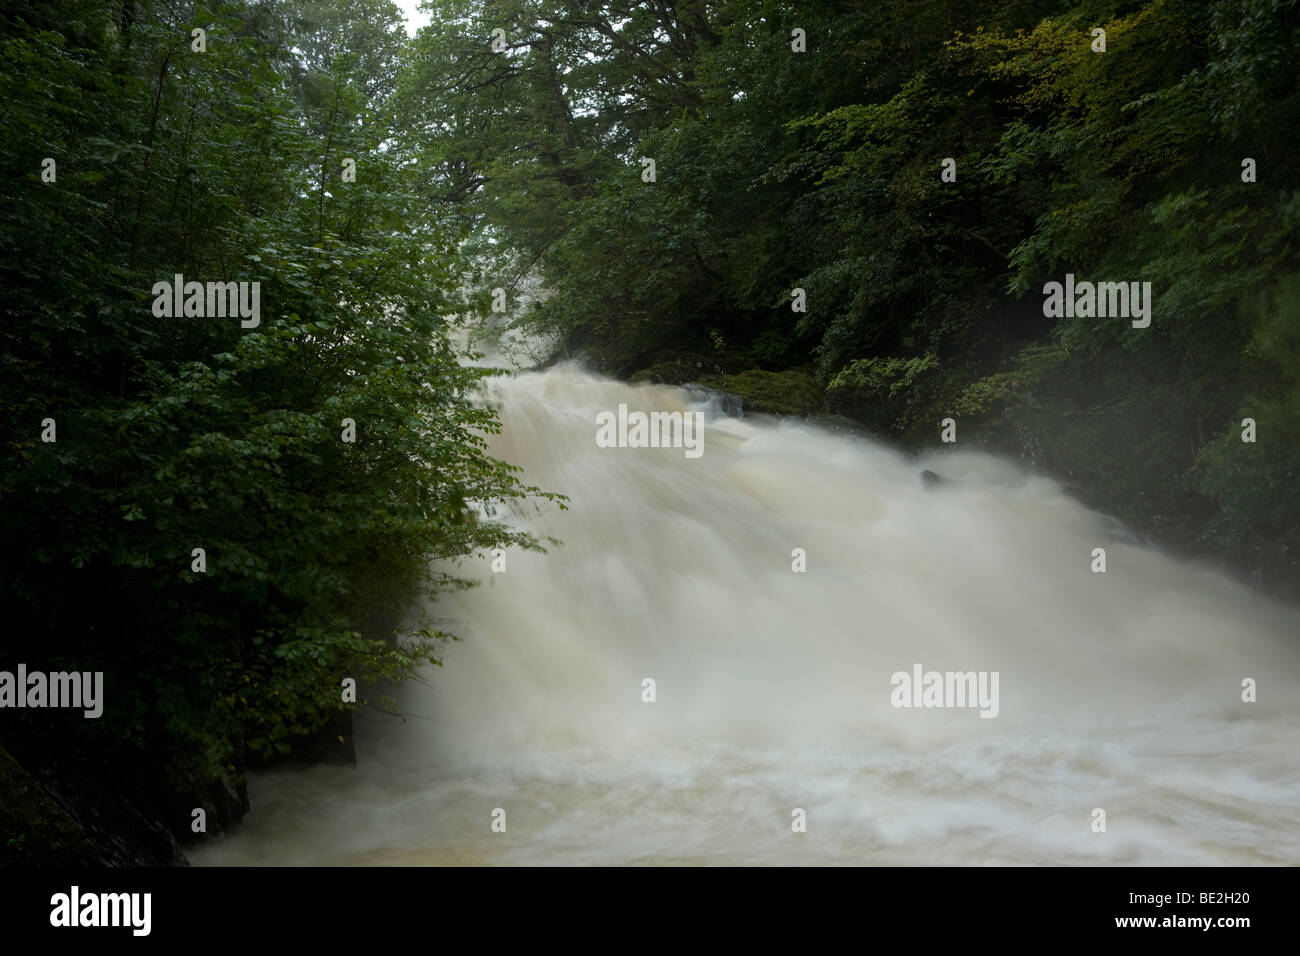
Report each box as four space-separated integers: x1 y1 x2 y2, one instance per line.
192 365 1300 865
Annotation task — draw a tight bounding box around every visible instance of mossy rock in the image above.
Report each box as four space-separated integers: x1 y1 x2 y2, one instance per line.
628 351 728 386
697 368 825 416
0 747 100 866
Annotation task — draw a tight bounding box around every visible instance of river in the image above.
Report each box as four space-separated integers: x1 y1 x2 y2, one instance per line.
192 364 1300 865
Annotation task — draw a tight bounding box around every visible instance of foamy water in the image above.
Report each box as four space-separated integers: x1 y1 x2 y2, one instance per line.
193 365 1300 866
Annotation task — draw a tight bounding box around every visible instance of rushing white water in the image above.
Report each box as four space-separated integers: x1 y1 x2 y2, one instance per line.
193 365 1300 866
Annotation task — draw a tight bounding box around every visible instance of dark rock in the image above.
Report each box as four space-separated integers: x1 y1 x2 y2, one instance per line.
681 383 745 419
167 751 250 849
0 747 101 866
693 368 824 417
0 746 188 866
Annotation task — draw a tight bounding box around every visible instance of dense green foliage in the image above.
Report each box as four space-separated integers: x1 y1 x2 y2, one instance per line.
2 0 1297 861
0 0 558 852
422 0 1300 597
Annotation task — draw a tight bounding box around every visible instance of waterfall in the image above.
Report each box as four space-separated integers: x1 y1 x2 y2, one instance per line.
193 364 1300 865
